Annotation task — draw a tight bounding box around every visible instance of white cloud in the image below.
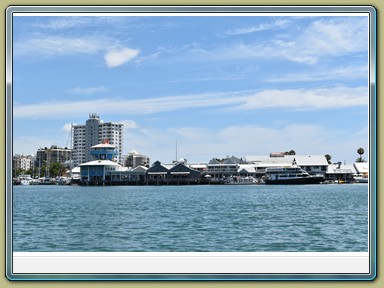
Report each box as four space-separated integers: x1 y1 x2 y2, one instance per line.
122 122 368 164
34 17 91 30
265 65 368 83
276 17 368 64
238 86 367 111
226 19 290 35
14 35 141 69
104 48 140 68
183 17 368 65
61 123 72 132
13 121 367 164
14 36 107 57
13 91 238 119
13 134 71 156
69 86 108 95
119 120 139 129
13 86 367 119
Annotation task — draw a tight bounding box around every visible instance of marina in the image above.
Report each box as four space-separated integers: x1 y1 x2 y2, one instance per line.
12 115 370 187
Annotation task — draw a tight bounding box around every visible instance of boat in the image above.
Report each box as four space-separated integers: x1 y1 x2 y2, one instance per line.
38 177 56 185
29 179 41 185
225 176 260 185
20 179 30 185
56 176 71 185
18 174 33 185
265 166 324 185
354 175 368 183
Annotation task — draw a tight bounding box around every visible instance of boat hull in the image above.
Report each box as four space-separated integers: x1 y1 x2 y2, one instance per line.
265 177 323 185
20 180 30 185
354 177 368 183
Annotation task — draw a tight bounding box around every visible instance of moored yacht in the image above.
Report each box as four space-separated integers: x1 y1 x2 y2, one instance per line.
354 174 368 183
265 166 324 184
18 174 33 185
225 176 259 185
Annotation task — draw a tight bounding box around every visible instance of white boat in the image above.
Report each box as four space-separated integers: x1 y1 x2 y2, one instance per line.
29 179 40 185
225 176 259 185
354 175 368 183
265 167 324 185
56 176 71 185
38 177 56 185
20 179 30 185
18 175 33 185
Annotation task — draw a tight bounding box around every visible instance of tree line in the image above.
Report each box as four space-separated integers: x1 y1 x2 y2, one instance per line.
13 161 67 178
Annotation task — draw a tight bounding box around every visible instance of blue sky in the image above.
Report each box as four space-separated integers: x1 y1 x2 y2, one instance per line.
12 13 370 164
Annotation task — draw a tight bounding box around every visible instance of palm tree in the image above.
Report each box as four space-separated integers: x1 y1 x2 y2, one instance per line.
357 148 365 162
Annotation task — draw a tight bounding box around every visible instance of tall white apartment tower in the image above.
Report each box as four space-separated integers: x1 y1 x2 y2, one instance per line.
72 114 123 165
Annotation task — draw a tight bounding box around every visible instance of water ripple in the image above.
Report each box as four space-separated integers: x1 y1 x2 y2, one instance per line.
12 184 368 252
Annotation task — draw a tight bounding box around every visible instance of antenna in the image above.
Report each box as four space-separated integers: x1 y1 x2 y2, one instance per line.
175 138 178 162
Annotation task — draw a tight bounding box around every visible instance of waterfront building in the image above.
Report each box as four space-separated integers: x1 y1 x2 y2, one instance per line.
76 145 353 186
205 156 247 179
146 161 172 185
13 154 34 172
72 114 123 165
110 166 148 185
353 162 369 183
124 149 150 168
325 162 355 183
67 166 80 182
354 162 369 176
146 160 201 185
79 142 126 185
90 142 118 161
168 162 201 185
244 155 291 177
292 155 328 175
237 164 258 178
189 163 208 174
35 145 72 172
80 160 123 184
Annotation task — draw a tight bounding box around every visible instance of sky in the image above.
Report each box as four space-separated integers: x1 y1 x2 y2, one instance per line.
12 13 370 164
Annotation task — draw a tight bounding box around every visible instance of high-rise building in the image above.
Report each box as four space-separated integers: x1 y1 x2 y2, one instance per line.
72 114 123 165
35 146 72 166
35 146 73 177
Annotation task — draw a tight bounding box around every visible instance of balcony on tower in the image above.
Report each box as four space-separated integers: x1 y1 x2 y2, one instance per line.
90 140 118 161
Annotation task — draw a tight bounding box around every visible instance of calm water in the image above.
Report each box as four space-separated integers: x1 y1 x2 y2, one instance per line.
12 184 368 252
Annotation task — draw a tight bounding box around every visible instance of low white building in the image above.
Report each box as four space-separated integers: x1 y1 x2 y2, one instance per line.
291 155 329 175
124 149 150 168
205 156 246 179
238 164 257 178
354 162 369 175
326 162 355 182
